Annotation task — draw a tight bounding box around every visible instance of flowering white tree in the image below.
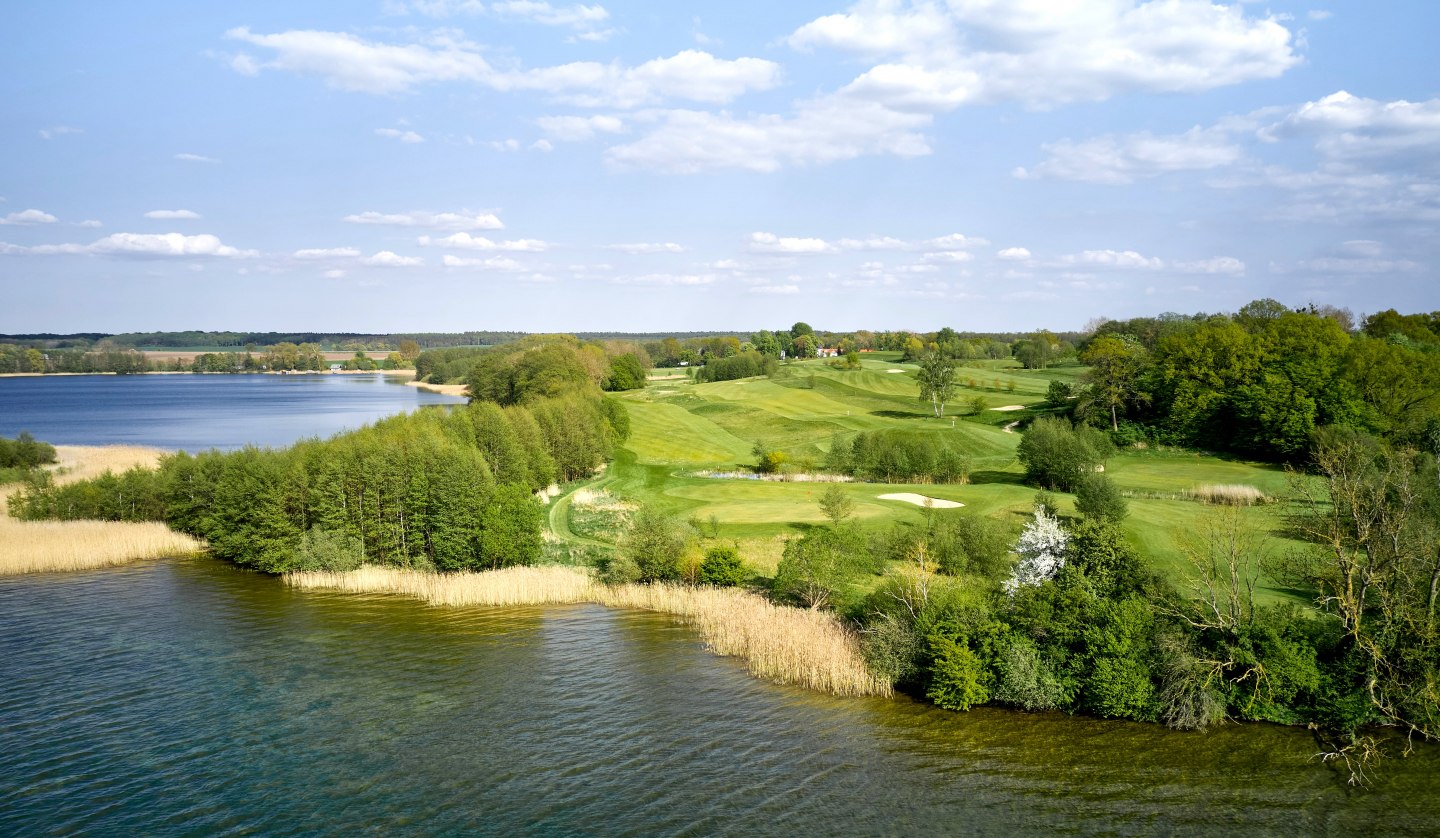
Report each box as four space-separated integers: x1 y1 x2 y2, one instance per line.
1005 505 1069 594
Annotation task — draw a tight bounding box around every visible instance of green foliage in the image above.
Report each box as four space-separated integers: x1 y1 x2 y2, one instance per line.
698 545 746 587
1045 380 1073 408
0 432 58 469
818 484 855 526
839 429 980 484
1016 416 1111 490
479 484 543 569
1065 520 1145 600
620 506 691 583
695 351 775 383
916 351 958 417
992 634 1066 711
928 513 1012 578
1081 598 1158 720
1074 472 1128 523
773 525 866 610
926 635 990 711
603 353 648 391
292 528 366 572
752 440 787 474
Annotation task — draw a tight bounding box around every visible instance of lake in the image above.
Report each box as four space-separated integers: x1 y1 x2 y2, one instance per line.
1 375 1436 835
0 373 466 450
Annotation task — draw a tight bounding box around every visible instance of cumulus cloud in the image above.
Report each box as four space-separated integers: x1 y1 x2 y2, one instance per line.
294 247 362 259
749 283 800 294
605 97 931 173
1173 256 1246 275
362 250 424 267
144 209 202 220
76 219 103 228
0 209 58 225
615 273 716 286
442 254 527 270
343 210 504 230
604 242 685 254
788 1 1300 110
997 247 1031 260
537 114 626 141
1017 127 1241 183
175 153 220 163
393 1 611 36
1059 249 1164 269
225 28 778 107
0 232 256 258
748 231 834 254
418 232 549 251
375 127 425 143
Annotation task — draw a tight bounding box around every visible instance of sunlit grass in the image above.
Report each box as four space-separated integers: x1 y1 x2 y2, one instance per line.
287 564 890 698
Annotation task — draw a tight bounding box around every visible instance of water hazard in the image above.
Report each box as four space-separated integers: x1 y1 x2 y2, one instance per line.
2 559 1435 836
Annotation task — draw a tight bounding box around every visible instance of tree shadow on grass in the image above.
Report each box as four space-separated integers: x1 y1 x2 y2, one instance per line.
968 470 1026 486
870 409 933 420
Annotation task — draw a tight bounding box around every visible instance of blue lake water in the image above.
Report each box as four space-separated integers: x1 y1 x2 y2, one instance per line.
0 373 465 450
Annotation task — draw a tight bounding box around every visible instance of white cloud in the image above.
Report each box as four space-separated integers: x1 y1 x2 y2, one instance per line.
419 232 549 251
920 250 974 263
1173 256 1246 275
324 269 348 278
1059 249 1164 269
343 210 504 230
537 114 626 141
442 254 527 270
1299 256 1420 274
605 97 931 173
0 232 258 258
1259 91 1440 165
788 1 1300 110
0 209 58 225
837 236 910 251
490 138 521 151
175 153 220 163
926 232 987 250
616 273 715 286
604 242 685 254
530 139 554 152
491 1 609 29
749 283 801 295
38 126 83 140
1308 10 1333 21
144 209 202 220
225 29 778 107
376 127 425 143
362 250 424 267
1017 127 1241 184
997 247 1031 261
748 231 834 254
294 247 362 259
76 219 103 228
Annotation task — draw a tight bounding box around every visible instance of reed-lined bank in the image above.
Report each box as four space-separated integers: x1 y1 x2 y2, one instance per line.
286 565 889 697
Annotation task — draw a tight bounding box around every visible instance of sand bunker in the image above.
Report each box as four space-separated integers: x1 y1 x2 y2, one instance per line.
885 369 906 373
877 493 964 508
989 404 1025 411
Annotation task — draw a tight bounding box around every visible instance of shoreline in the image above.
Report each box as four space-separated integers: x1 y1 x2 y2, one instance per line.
0 369 417 378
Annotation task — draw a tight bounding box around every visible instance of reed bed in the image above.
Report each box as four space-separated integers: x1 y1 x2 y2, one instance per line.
0 447 203 575
286 565 890 698
1188 484 1268 506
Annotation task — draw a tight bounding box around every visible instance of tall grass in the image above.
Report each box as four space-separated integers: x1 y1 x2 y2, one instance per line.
0 446 203 575
1188 484 1268 506
287 565 890 698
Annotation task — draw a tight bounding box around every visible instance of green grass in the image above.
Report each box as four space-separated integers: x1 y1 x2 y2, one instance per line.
570 357 1318 607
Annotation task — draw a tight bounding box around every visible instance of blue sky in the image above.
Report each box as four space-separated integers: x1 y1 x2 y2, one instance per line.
2 1 1437 333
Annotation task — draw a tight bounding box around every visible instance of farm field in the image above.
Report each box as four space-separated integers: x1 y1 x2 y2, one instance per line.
553 353 1309 605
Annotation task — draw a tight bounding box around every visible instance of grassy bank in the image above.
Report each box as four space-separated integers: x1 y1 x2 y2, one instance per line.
287 564 888 698
0 445 205 575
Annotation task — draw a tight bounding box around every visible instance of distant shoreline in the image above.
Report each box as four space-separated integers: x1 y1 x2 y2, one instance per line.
0 369 418 379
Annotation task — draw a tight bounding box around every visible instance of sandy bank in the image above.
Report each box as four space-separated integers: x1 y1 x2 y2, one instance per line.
989 404 1026 411
406 379 469 397
877 492 964 508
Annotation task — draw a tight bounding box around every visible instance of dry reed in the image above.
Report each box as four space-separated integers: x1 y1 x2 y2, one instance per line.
287 565 890 698
0 446 204 575
1188 484 1267 506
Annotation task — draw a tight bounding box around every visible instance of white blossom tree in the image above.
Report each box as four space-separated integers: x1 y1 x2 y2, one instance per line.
1005 505 1069 594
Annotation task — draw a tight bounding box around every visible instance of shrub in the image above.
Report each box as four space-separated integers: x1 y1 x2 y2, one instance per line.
926 635 989 711
1016 416 1112 490
292 528 365 572
620 506 690 583
992 635 1066 711
699 545 747 587
1074 472 1128 522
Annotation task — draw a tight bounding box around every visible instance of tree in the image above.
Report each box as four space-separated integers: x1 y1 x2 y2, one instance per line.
1074 473 1128 523
774 526 865 610
818 484 855 526
699 545 747 587
398 339 422 363
1005 505 1068 594
1079 334 1148 432
620 506 690 583
603 353 647 391
927 635 989 711
916 351 958 418
479 483 543 569
1045 380 1073 408
1016 416 1109 490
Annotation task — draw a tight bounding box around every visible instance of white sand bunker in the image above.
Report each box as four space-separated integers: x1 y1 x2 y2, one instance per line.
886 369 906 373
877 493 964 508
989 404 1025 411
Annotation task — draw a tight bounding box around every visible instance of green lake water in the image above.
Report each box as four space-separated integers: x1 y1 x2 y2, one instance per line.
2 558 1436 836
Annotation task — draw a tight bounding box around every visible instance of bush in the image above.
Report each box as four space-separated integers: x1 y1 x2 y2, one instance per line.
1074 472 1128 522
292 528 365 572
698 545 747 586
1016 416 1111 490
0 432 57 469
620 506 690 583
992 635 1066 711
926 635 989 711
